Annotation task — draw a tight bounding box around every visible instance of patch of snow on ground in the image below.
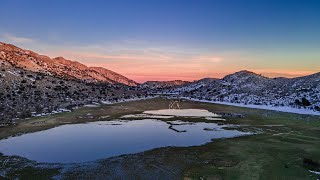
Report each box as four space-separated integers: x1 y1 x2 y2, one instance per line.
7 70 19 76
309 170 320 175
182 97 320 116
28 97 158 120
84 104 100 107
205 117 226 121
32 108 71 117
99 115 110 119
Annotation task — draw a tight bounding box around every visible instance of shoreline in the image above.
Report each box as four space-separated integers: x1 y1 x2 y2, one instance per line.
0 96 159 140
30 96 158 118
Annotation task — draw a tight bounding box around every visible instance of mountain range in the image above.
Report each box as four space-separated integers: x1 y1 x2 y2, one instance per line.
0 42 319 125
161 70 320 112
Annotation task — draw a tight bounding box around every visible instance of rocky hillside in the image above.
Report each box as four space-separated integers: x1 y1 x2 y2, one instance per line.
0 42 138 86
0 42 146 125
0 58 145 125
163 71 320 112
163 78 219 94
139 80 190 91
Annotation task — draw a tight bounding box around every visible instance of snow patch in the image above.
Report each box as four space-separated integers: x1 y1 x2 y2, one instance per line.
309 170 320 175
84 104 100 107
7 70 19 76
205 117 226 121
32 108 71 117
182 97 320 116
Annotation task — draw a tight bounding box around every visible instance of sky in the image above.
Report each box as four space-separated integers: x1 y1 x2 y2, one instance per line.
0 0 319 82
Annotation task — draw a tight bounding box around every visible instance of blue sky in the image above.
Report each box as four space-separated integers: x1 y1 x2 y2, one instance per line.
0 0 319 82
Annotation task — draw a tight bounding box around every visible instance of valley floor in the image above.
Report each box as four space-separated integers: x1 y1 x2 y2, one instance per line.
1 98 320 179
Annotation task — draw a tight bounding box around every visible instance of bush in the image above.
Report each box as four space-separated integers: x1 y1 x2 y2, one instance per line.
301 97 311 106
20 110 32 118
35 105 43 114
295 98 311 106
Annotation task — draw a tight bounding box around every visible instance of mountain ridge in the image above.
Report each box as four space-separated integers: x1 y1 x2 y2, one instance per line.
0 42 138 86
139 80 190 90
1 41 319 123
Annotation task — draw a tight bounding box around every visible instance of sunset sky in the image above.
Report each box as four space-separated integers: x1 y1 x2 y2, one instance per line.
0 0 319 82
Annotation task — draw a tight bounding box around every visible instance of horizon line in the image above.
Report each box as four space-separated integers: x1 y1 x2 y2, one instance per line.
1 41 318 83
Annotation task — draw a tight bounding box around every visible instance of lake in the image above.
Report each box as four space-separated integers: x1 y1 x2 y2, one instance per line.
0 109 250 163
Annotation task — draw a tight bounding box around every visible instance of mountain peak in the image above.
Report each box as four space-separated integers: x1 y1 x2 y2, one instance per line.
223 70 264 79
235 70 258 75
222 70 268 86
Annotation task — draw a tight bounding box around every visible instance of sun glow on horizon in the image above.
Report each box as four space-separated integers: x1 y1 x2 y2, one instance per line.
1 0 319 83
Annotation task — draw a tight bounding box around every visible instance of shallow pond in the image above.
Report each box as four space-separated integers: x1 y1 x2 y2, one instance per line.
144 109 221 117
121 109 225 120
0 113 250 163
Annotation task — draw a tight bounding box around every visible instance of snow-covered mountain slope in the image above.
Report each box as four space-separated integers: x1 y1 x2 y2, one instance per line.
0 42 138 86
163 71 320 112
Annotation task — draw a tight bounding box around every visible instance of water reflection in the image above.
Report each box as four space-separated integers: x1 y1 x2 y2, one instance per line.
0 119 249 163
144 109 221 117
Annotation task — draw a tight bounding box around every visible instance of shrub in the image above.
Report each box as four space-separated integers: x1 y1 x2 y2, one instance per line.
35 105 43 114
295 99 301 105
301 97 311 106
20 110 32 118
